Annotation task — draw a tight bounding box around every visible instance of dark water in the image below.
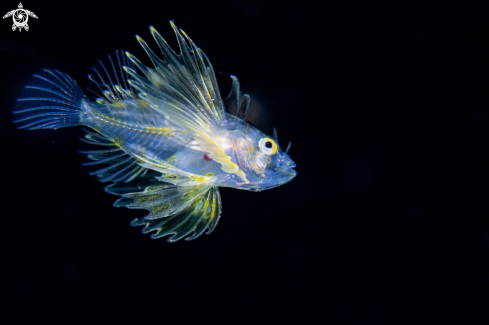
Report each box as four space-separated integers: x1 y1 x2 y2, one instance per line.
1 1 489 324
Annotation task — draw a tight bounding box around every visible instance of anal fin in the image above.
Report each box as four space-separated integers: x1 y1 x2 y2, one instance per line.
80 128 148 183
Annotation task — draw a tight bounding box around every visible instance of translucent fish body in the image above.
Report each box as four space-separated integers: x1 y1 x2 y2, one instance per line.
13 21 296 241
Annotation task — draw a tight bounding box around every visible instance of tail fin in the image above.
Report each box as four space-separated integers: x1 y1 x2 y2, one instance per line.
13 69 85 130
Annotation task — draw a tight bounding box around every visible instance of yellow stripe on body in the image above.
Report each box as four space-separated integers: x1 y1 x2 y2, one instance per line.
199 140 248 183
93 112 173 135
92 112 247 183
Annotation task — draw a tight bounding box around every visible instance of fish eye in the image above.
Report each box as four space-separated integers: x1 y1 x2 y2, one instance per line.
259 137 278 155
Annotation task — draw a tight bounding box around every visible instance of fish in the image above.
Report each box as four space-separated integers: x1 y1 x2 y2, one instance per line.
12 21 297 242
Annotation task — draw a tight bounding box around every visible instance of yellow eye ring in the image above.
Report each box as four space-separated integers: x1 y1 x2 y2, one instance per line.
259 137 278 155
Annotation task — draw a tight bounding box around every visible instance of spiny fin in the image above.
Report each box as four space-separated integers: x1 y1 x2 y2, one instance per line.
115 184 221 242
80 128 148 183
124 22 248 183
87 50 138 105
104 169 162 207
124 22 224 134
224 75 250 120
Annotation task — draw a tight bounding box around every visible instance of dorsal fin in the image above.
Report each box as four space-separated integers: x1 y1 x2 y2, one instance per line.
86 49 138 105
124 22 225 133
123 22 248 183
223 75 250 120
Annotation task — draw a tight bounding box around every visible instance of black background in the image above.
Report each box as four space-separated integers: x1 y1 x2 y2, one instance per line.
1 0 489 324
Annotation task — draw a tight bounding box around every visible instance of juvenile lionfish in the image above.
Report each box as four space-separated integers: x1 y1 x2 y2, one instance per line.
13 21 296 242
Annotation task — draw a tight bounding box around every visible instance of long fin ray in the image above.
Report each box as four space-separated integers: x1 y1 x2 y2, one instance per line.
104 169 162 207
24 86 74 102
118 184 221 242
79 128 149 183
86 50 137 105
149 26 206 106
127 24 220 128
108 164 143 183
124 65 213 130
124 22 248 182
98 160 138 182
82 152 127 166
143 29 215 119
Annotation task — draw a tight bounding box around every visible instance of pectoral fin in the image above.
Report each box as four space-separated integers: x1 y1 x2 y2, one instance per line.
115 183 221 242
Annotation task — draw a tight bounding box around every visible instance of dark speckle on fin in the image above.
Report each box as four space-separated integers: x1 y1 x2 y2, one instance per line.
125 185 222 242
223 75 250 120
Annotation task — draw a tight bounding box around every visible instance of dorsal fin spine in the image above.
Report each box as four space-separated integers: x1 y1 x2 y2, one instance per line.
98 60 119 100
108 54 122 93
116 49 130 90
87 50 137 104
124 23 248 183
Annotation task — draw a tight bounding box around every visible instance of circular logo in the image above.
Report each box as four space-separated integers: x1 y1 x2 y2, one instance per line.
2 3 38 32
13 9 28 28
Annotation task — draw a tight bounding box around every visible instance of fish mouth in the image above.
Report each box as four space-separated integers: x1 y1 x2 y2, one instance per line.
239 165 296 191
277 165 297 183
277 164 296 173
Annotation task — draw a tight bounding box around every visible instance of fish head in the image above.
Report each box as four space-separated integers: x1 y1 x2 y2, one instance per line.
254 142 297 191
232 124 296 191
